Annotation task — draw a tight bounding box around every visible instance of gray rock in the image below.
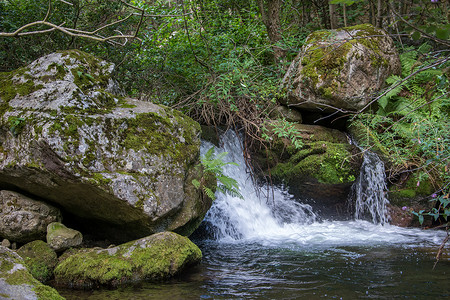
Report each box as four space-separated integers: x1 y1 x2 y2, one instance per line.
272 105 303 123
0 190 62 243
46 222 82 252
1 239 10 248
282 24 400 113
0 246 64 299
0 50 212 242
54 231 202 289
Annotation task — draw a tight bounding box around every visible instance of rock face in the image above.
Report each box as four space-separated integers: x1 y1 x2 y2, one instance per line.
0 246 64 300
255 123 362 218
17 240 58 283
0 190 62 243
282 24 400 113
46 222 83 252
0 50 212 242
54 231 202 289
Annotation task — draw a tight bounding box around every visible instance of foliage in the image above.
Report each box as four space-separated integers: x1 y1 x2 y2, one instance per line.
192 147 243 200
262 119 304 150
352 42 449 224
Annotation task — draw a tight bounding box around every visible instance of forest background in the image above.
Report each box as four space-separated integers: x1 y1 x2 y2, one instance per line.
0 0 449 223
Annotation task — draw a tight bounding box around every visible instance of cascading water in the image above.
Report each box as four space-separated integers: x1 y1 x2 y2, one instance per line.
351 149 390 224
202 131 317 242
201 131 445 247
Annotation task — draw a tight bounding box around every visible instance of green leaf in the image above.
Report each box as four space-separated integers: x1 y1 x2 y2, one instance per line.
378 96 388 109
411 31 421 41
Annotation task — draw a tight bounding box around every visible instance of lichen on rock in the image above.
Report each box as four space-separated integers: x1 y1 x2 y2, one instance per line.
282 24 401 113
0 246 64 300
0 50 211 242
0 190 62 243
54 231 202 289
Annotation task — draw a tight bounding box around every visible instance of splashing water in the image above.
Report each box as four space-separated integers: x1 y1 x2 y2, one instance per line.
201 131 446 248
351 148 390 224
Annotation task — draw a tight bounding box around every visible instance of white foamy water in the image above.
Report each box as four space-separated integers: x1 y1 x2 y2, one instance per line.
202 131 447 248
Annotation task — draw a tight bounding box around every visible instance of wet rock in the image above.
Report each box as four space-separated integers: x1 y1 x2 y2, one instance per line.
0 50 212 242
46 222 83 252
254 123 362 218
17 240 58 283
0 190 62 243
54 232 202 289
0 246 64 299
282 24 400 113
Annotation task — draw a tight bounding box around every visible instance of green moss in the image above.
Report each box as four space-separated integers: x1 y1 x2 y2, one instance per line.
300 24 390 95
33 285 65 300
17 240 58 283
271 141 357 185
0 69 44 102
54 232 202 288
91 173 112 186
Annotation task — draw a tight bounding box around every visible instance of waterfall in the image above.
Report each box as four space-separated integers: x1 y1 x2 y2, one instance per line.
199 131 445 248
351 148 390 225
201 131 317 241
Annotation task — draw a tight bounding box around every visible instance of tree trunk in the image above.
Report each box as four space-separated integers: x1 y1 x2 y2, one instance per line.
329 2 338 29
343 4 347 27
377 0 383 28
257 0 285 62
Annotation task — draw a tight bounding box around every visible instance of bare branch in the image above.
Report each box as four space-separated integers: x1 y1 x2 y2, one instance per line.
389 3 450 47
44 0 52 22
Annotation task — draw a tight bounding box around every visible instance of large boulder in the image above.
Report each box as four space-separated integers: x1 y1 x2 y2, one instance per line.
254 123 362 218
282 24 400 113
0 190 62 243
0 246 64 300
0 50 212 242
54 231 202 289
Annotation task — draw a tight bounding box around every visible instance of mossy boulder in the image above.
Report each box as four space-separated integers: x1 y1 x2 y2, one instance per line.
17 240 58 283
46 222 83 252
0 190 62 243
0 245 64 300
256 123 362 218
0 50 212 242
54 231 202 289
282 24 400 113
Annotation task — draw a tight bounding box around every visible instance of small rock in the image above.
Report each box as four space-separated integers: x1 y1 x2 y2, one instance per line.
1 238 11 248
47 222 83 252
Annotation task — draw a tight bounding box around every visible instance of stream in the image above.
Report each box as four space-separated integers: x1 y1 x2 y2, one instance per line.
57 131 449 299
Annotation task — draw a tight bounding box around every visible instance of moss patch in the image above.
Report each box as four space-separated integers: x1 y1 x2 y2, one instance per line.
300 23 389 98
54 232 202 288
17 240 58 283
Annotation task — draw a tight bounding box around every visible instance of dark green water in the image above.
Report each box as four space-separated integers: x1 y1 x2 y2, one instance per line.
57 239 449 299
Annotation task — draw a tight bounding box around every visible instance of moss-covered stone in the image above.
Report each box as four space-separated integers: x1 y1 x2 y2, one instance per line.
0 246 64 300
388 174 435 207
0 51 209 243
282 23 400 113
17 240 58 283
255 123 361 218
54 232 202 289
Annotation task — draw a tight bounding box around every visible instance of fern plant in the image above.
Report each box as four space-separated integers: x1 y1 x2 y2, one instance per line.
377 43 447 117
192 147 243 200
